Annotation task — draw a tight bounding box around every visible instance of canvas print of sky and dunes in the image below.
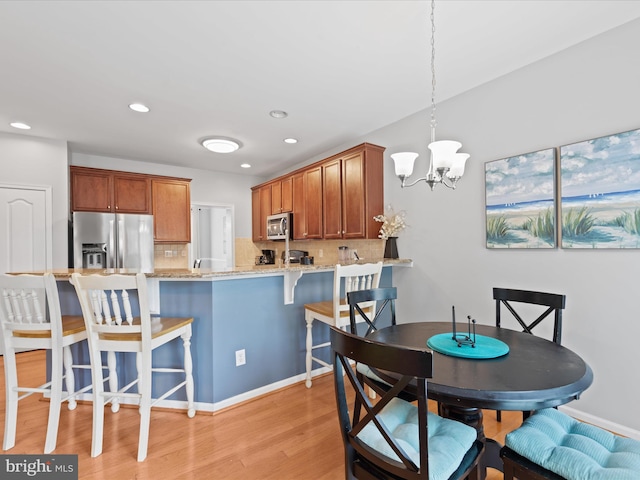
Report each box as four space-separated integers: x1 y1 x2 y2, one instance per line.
560 128 640 249
485 148 557 249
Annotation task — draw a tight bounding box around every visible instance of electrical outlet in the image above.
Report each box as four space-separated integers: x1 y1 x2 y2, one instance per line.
164 251 172 257
235 349 246 366
318 249 323 257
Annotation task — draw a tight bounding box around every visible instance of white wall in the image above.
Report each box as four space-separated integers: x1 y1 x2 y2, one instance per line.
71 153 263 238
0 132 69 268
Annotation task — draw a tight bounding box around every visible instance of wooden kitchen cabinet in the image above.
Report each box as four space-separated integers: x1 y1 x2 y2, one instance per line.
152 178 191 243
322 158 343 239
322 145 384 239
251 184 272 241
292 167 323 240
70 166 151 214
251 142 384 241
271 177 292 214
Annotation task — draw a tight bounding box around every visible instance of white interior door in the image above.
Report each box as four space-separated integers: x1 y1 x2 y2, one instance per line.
0 184 51 354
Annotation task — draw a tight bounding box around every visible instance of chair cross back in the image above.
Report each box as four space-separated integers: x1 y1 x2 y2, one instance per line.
493 288 566 344
331 327 432 477
347 287 397 336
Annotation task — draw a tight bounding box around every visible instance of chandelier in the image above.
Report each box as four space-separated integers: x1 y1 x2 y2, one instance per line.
391 0 469 190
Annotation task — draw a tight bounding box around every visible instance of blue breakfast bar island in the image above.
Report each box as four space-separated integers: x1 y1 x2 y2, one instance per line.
36 260 411 412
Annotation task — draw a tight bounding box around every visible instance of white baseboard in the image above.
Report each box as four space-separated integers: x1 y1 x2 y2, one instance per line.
65 365 334 414
559 404 640 440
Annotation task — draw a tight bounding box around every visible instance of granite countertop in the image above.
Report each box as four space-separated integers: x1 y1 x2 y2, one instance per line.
10 258 413 279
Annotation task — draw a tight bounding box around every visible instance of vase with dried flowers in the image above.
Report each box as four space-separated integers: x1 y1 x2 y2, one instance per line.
373 206 407 259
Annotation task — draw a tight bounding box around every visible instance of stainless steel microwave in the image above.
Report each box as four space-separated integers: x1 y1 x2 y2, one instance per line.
266 213 291 240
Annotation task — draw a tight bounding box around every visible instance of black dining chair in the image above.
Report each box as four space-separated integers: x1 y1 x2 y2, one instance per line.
347 287 417 401
493 287 566 421
347 287 397 337
330 327 483 480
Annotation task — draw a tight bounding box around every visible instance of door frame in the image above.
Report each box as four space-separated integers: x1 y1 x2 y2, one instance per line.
0 183 53 272
189 202 236 269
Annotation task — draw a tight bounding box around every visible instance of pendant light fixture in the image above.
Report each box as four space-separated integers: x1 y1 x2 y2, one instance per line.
391 0 469 190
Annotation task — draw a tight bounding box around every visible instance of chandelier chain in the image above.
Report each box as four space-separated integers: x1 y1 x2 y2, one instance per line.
430 0 437 143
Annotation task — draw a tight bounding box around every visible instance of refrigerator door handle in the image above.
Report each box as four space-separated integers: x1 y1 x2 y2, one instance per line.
118 217 125 268
108 218 117 268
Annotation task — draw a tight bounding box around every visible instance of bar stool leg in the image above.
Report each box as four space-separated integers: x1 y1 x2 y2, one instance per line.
305 317 313 388
2 349 19 451
63 345 77 410
107 351 119 413
182 329 195 418
44 347 63 454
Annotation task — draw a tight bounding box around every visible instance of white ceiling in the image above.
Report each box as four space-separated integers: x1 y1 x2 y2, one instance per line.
2 1 640 177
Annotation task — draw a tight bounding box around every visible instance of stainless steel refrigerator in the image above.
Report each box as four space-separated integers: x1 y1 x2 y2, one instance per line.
72 212 154 272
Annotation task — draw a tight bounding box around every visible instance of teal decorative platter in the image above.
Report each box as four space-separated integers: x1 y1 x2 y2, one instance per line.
427 333 509 359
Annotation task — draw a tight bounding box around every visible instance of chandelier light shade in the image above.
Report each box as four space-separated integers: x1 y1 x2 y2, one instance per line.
391 0 470 191
391 152 419 178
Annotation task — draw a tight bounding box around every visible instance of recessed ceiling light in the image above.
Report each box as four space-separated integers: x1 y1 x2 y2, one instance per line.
284 138 298 144
240 163 251 169
269 110 288 119
201 137 241 153
129 103 150 113
10 122 31 130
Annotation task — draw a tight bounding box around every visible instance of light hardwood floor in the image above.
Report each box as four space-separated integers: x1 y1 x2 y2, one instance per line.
0 350 519 479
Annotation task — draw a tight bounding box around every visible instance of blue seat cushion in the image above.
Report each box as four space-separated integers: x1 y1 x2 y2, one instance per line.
357 397 477 480
505 408 640 480
356 363 390 386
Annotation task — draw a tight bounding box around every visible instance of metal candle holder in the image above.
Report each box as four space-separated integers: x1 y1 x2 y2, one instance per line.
451 306 476 348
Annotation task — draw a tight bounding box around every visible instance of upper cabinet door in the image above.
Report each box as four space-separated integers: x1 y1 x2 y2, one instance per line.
113 175 151 214
281 176 293 213
304 166 323 239
341 151 366 239
322 159 343 239
152 179 191 243
70 168 113 212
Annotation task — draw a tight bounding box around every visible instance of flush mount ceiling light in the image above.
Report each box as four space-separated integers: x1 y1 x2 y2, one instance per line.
269 110 288 119
128 103 150 113
240 163 251 169
10 122 31 130
391 0 469 190
283 138 298 144
201 137 241 153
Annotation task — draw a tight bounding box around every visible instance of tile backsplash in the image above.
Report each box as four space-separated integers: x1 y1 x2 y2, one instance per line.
154 243 189 269
154 238 389 269
239 238 387 267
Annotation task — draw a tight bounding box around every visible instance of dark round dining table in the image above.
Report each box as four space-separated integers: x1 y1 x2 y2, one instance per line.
367 321 593 476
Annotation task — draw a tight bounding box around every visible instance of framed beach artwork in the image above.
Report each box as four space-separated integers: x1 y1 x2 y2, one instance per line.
485 148 557 249
560 128 640 249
